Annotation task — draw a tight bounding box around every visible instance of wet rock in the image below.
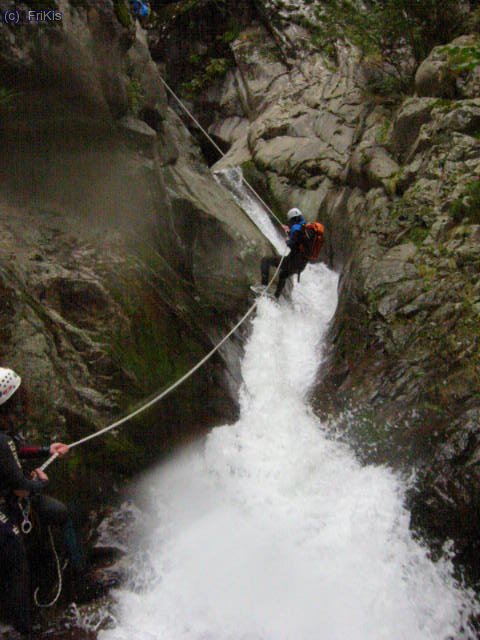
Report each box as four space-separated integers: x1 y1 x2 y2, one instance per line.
209 116 249 147
349 143 399 192
197 16 480 585
314 111 355 155
119 116 158 153
415 44 458 98
376 280 424 319
364 148 400 194
365 243 418 290
435 100 480 137
0 3 275 569
212 134 252 170
126 25 167 117
455 226 480 267
390 97 437 161
427 216 455 243
253 135 311 174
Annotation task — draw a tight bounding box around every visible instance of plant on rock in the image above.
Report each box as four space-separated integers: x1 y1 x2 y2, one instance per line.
313 0 469 93
450 181 480 225
440 41 480 72
181 57 233 97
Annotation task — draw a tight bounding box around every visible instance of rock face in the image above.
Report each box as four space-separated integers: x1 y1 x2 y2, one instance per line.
0 1 271 511
415 35 480 99
160 1 480 580
1 0 479 592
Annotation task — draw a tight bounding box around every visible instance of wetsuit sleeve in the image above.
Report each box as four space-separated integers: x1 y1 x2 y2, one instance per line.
18 445 50 459
0 434 47 494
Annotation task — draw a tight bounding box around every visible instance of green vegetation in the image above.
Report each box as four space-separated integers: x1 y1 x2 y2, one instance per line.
205 57 232 78
311 0 468 94
218 27 241 45
127 77 145 116
408 225 430 246
181 57 233 97
450 181 480 225
0 87 16 109
154 0 245 100
366 74 406 102
440 41 480 73
416 262 437 287
384 201 434 248
366 284 389 308
376 117 392 145
112 303 193 398
432 98 457 113
114 0 134 28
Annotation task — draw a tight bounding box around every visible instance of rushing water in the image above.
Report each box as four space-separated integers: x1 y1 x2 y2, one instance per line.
213 167 285 252
99 171 478 640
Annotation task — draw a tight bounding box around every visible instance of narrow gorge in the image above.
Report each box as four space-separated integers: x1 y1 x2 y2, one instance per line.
0 0 479 637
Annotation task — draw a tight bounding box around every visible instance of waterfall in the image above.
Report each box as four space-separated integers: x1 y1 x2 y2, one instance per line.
99 169 478 640
213 167 285 252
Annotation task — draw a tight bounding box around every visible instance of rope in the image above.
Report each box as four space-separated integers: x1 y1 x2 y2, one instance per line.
38 73 289 472
39 254 286 472
157 74 285 228
34 526 64 608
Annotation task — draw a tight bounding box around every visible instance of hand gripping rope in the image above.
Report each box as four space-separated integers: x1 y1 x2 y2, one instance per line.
35 255 285 609
39 254 285 472
39 73 287 474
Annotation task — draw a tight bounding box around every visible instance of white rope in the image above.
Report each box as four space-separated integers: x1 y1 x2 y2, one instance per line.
34 526 64 608
157 75 285 228
38 73 288 472
40 255 286 471
36 75 287 471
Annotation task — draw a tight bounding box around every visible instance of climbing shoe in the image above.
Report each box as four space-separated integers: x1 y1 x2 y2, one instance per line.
250 285 275 299
250 284 267 294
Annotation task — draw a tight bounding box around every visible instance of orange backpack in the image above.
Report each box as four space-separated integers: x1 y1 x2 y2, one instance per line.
300 222 325 261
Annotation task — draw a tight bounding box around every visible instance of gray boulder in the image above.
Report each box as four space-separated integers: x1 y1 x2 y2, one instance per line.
415 35 479 99
415 45 457 98
390 98 437 161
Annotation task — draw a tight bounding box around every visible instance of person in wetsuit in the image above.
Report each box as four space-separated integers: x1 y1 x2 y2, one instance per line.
0 367 80 638
260 207 310 299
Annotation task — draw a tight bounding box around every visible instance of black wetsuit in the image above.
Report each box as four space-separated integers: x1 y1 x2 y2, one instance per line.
0 433 83 636
0 432 47 635
261 219 308 298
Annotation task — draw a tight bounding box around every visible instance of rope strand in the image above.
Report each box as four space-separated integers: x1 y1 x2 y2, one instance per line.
157 74 285 228
40 256 285 471
33 527 64 608
39 73 288 472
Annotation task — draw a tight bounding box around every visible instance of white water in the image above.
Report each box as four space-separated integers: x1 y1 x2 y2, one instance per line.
213 168 285 252
99 171 478 640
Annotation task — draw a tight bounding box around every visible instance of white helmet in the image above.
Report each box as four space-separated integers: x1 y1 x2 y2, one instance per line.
287 207 303 221
0 368 21 406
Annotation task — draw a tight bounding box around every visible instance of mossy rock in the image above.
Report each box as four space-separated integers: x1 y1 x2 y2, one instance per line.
114 0 134 29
